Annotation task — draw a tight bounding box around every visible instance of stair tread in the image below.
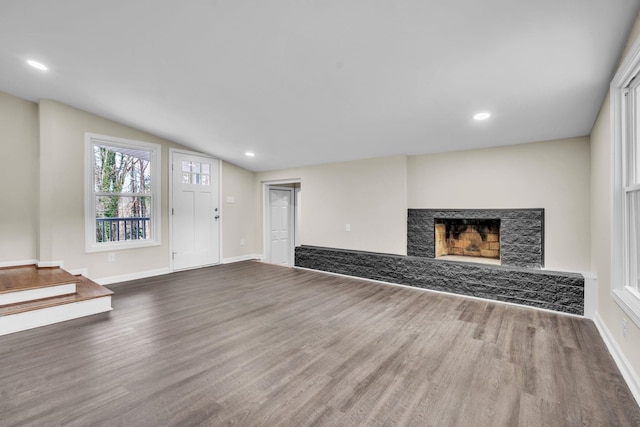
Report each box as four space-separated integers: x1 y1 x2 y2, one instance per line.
0 276 113 316
0 265 80 294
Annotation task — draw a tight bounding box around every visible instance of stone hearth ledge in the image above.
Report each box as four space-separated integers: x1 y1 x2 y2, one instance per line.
295 245 584 315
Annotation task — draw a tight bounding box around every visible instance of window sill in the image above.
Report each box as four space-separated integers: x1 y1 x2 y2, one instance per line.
85 239 161 253
613 287 640 328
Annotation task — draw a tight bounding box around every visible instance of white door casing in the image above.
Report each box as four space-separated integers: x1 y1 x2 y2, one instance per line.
171 151 220 270
268 187 294 266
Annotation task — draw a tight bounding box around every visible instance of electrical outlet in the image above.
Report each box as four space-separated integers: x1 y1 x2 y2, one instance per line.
108 252 115 262
623 318 628 338
346 224 351 232
240 238 245 246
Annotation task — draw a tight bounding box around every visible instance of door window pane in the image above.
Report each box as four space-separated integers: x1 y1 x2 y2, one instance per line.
180 160 211 186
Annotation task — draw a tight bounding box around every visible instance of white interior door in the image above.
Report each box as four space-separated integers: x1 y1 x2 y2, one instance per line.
269 188 293 266
171 151 220 270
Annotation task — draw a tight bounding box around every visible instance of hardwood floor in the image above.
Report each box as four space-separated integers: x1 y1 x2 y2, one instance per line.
0 265 79 293
0 275 113 316
0 261 638 426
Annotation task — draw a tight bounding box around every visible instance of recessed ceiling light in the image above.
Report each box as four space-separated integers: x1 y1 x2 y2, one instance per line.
245 152 255 157
473 112 491 121
27 59 48 71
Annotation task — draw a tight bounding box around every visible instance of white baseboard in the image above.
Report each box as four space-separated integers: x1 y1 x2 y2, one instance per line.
0 259 38 268
96 267 172 286
37 260 65 268
0 259 71 270
0 296 112 336
222 254 263 264
594 312 640 406
67 268 89 277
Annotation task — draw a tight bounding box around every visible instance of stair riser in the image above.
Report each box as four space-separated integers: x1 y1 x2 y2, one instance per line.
0 283 77 305
0 296 112 336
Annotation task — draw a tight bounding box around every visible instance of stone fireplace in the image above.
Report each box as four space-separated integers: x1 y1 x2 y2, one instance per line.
407 209 544 268
434 218 500 262
296 207 586 315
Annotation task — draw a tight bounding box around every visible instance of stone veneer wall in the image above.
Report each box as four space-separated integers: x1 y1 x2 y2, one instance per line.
295 246 584 315
408 209 545 268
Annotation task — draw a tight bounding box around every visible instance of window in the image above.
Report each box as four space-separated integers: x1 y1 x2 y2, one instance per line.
612 36 640 327
85 133 161 252
625 80 640 295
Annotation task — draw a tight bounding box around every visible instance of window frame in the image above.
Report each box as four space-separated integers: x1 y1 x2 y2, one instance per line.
84 133 162 252
611 34 640 327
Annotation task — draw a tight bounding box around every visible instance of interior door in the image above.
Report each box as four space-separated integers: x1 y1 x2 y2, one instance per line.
269 188 293 265
171 151 220 270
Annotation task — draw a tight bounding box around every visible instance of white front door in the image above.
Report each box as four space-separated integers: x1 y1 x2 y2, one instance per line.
268 188 293 266
171 151 220 270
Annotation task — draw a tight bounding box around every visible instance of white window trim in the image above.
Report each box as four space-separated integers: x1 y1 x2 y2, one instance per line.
84 133 162 252
611 34 640 328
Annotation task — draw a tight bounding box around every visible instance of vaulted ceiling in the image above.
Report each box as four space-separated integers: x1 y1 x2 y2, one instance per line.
1 1 639 171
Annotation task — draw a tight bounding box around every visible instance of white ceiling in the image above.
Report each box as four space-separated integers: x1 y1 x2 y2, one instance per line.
1 1 639 172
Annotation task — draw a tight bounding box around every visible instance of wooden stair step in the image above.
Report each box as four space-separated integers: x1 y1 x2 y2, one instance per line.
0 265 80 293
0 265 81 305
0 276 113 317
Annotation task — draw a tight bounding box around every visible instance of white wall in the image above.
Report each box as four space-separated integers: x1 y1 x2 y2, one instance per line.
591 14 640 389
221 161 260 260
256 155 408 255
35 99 260 281
408 137 591 272
255 140 591 272
38 99 192 279
0 93 39 264
0 95 265 280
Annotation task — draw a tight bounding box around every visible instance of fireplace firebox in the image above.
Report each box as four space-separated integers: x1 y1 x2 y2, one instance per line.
434 218 500 263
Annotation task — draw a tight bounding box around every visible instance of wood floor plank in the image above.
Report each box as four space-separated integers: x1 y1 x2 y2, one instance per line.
0 261 638 426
